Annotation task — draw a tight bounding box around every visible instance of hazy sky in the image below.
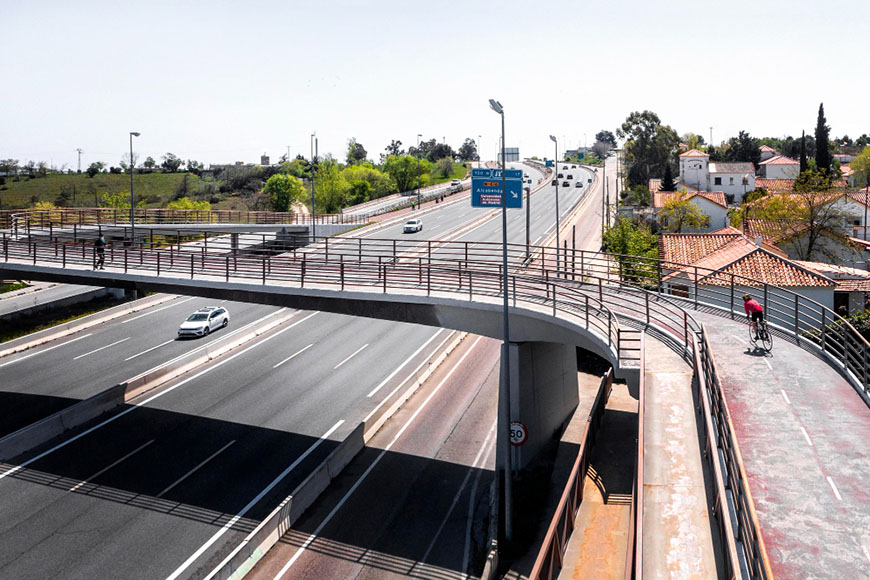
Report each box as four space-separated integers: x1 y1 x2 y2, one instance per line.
2 0 868 170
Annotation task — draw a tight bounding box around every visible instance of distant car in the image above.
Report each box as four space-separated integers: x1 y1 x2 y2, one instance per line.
575 182 583 188
178 306 229 338
562 181 570 187
450 178 461 186
567 174 573 180
571 165 577 169
403 218 423 233
551 179 558 186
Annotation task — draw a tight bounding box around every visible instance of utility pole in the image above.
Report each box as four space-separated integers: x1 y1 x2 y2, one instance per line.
709 126 713 147
76 148 83 174
311 133 317 241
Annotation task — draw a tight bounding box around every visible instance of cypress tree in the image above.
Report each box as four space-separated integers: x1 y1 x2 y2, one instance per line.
799 130 808 173
661 162 677 191
814 103 832 174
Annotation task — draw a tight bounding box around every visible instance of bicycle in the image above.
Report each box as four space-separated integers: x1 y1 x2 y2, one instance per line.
749 318 773 352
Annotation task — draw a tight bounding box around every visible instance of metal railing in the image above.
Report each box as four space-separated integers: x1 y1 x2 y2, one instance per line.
529 368 614 580
625 336 645 580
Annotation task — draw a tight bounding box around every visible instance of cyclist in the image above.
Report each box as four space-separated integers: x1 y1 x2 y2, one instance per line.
743 294 764 337
95 234 106 270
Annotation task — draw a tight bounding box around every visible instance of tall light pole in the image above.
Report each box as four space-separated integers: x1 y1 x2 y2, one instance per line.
550 135 560 273
416 134 422 209
310 133 317 241
477 134 482 166
129 132 140 244
489 98 513 544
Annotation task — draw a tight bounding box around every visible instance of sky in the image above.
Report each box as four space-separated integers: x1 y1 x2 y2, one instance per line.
2 0 868 170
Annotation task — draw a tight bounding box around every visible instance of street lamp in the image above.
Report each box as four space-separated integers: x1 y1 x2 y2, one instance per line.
550 135 560 274
310 133 317 241
416 134 422 210
489 97 513 544
478 134 482 166
129 131 140 244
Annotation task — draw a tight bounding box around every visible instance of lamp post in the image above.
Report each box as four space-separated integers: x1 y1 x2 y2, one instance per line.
416 134 422 209
550 135 560 274
129 132 140 244
477 134 482 166
489 98 513 544
310 133 317 241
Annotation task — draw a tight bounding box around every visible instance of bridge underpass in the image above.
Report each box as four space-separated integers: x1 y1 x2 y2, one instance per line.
2 229 869 579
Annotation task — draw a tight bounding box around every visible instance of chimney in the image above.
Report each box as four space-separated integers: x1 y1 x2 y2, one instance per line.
754 236 763 247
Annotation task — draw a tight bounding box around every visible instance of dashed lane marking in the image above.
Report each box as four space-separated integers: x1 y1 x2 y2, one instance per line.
73 336 131 360
780 389 791 405
827 476 843 502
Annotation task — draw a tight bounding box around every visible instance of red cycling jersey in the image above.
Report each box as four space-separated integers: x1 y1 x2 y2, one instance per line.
744 299 763 316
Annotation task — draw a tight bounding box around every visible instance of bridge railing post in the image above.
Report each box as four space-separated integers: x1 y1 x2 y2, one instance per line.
189 253 193 279
341 258 345 291
126 249 129 274
301 255 306 288
157 252 161 276
3 236 7 262
225 256 230 282
262 256 266 284
62 244 66 267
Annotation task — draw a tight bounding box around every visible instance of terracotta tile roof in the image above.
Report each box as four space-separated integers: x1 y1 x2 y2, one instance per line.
795 261 870 292
743 218 810 244
652 191 728 209
659 231 834 287
840 163 852 177
759 145 778 153
648 179 698 194
679 149 709 158
755 178 795 192
759 155 799 166
709 162 755 174
845 191 870 208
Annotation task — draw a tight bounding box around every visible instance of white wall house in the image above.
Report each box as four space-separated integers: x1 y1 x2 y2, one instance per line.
677 149 755 203
759 145 778 162
678 149 709 192
759 155 800 179
653 191 729 232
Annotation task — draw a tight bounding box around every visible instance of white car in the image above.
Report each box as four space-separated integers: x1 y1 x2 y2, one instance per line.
178 306 229 338
403 218 423 233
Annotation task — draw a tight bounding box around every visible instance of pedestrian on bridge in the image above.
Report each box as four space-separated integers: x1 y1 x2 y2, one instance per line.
94 234 106 269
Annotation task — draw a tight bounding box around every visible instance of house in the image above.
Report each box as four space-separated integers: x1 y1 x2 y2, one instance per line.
677 149 756 203
743 218 865 267
658 228 835 330
795 261 870 315
759 145 778 162
754 178 795 193
652 191 728 232
649 178 699 194
758 155 800 179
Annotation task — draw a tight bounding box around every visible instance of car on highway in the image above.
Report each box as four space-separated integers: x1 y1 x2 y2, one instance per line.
575 182 583 188
571 165 577 169
567 174 573 180
562 181 570 187
178 306 229 338
551 179 557 186
557 173 564 178
403 218 423 233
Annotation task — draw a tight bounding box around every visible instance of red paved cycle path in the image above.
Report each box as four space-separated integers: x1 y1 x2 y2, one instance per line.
697 311 870 578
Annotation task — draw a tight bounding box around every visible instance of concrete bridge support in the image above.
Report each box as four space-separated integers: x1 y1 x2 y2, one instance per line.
497 341 579 472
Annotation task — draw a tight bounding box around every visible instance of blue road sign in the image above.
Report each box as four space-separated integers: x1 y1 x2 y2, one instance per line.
545 160 554 167
471 168 523 208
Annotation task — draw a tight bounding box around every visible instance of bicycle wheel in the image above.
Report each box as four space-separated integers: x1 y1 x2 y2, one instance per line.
748 323 757 344
761 326 773 352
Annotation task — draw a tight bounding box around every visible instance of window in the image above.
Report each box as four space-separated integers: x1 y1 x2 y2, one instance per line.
714 177 722 185
729 177 734 185
671 284 690 298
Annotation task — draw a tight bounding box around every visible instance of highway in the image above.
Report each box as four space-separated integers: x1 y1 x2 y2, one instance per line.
0 160 603 578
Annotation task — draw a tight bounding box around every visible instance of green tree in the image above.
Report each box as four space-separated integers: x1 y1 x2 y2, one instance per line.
616 110 679 188
86 161 104 178
101 190 130 208
314 161 349 213
660 162 676 191
432 157 454 179
0 159 19 176
457 138 478 161
384 140 404 156
384 154 429 192
281 157 311 179
681 133 706 151
346 138 368 165
850 146 870 188
602 217 658 283
723 130 761 168
187 160 204 176
800 131 808 173
595 130 617 149
341 164 396 199
814 103 833 174
167 197 210 210
161 153 183 173
263 173 305 212
347 180 371 205
143 156 156 169
658 194 711 232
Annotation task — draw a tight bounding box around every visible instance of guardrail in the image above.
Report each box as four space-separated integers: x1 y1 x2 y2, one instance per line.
529 367 614 580
625 336 645 579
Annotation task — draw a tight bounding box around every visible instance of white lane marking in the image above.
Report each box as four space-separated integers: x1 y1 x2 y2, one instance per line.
0 312 318 484
799 427 814 447
69 439 154 492
125 339 175 361
72 336 131 360
172 419 344 580
780 389 791 405
463 423 497 576
764 358 773 370
156 440 236 498
274 344 314 369
270 336 484 579
826 476 843 502
333 343 369 370
364 332 456 411
367 329 445 397
121 296 195 324
0 333 93 369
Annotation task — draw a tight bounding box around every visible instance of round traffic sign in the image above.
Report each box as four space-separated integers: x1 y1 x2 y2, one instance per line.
510 421 528 446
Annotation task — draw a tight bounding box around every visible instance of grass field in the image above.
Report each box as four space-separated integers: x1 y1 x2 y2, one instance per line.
0 172 203 209
423 162 469 187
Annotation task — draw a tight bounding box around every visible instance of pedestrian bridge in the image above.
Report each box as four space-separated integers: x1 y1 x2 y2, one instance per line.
1 223 868 580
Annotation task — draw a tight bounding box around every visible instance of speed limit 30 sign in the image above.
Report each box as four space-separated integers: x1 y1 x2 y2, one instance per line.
510 421 528 446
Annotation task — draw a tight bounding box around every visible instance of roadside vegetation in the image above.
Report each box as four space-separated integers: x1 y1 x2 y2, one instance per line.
0 292 136 343
0 281 29 294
